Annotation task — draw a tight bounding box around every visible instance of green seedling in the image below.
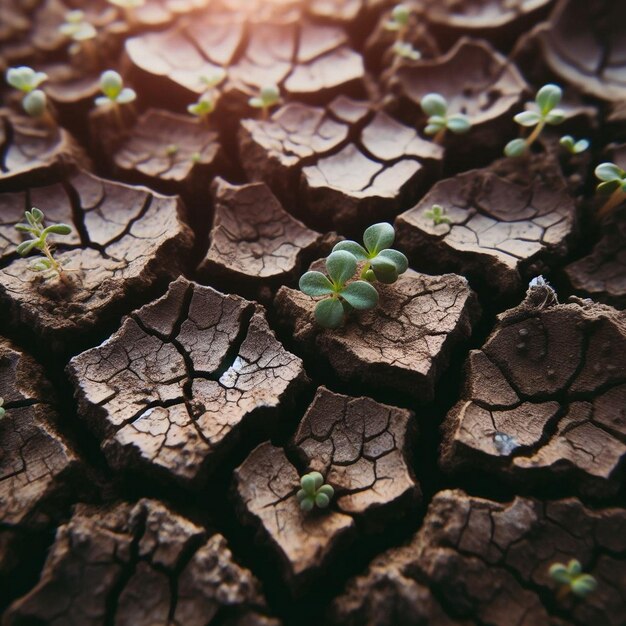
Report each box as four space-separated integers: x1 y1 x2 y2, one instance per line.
190 152 202 163
385 5 420 61
60 10 96 44
424 204 451 226
393 40 420 61
299 250 379 328
6 66 49 119
594 162 626 218
187 95 215 121
297 472 334 512
95 70 136 107
549 560 597 599
164 144 178 158
559 135 589 155
504 84 565 157
0 398 5 419
333 222 409 284
420 93 471 144
14 208 72 280
248 85 280 120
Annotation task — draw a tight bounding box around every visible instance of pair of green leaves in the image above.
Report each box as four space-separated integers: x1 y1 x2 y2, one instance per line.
299 223 408 329
505 84 565 157
595 162 626 194
297 472 334 512
560 135 589 155
549 560 597 598
385 4 410 31
6 66 49 118
60 10 97 42
15 207 72 257
95 70 136 107
420 93 472 137
424 204 450 226
249 85 280 111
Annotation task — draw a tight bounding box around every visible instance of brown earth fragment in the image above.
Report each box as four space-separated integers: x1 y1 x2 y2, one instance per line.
67 277 308 487
5 498 275 626
441 289 626 499
197 178 322 297
331 489 626 626
0 169 193 353
275 269 479 403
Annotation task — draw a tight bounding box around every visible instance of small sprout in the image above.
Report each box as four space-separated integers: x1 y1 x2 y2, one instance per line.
95 70 136 107
420 93 471 144
594 162 626 218
549 560 597 598
187 95 215 121
297 472 334 512
14 207 72 280
22 89 48 118
333 222 409 284
559 135 589 155
164 144 179 157
6 66 48 93
59 10 97 42
424 204 451 226
199 68 226 91
504 84 565 157
0 398 5 419
248 84 280 119
384 4 410 31
393 41 421 61
190 152 202 163
299 251 379 328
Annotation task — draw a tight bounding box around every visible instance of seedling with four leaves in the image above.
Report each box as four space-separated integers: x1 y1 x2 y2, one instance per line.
504 84 565 157
297 472 334 512
6 66 49 118
549 560 597 599
249 85 280 119
385 5 420 61
424 204 451 226
594 162 626 218
299 223 408 329
14 208 73 280
420 93 471 144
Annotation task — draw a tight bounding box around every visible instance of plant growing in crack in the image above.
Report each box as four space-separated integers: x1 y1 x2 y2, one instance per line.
297 472 334 511
559 135 589 156
424 204 451 226
594 162 626 218
420 93 471 144
187 95 215 122
299 223 408 328
549 560 597 599
504 84 565 157
14 208 73 280
59 10 97 61
6 66 50 120
248 85 280 120
95 70 136 127
384 4 420 61
0 398 5 419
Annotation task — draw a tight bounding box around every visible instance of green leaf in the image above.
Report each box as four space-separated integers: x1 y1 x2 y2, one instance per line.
310 471 324 489
15 224 34 233
567 560 582 576
573 139 589 153
260 85 280 106
596 180 619 194
332 240 368 260
318 484 334 498
392 4 410 26
326 250 357 286
549 564 570 584
559 135 574 151
364 269 376 282
377 249 408 274
340 281 379 310
370 256 399 284
363 222 395 254
424 123 443 136
545 109 565 125
6 66 47 93
248 97 263 108
16 240 37 256
514 110 542 127
571 575 597 597
299 271 334 297
301 474 316 494
32 259 52 271
116 87 136 104
0 406 4 418
296 488 307 502
30 208 44 222
315 298 345 328
595 162 624 182
504 138 527 158
22 90 47 118
446 114 471 134
100 70 123 100
43 223 72 236
535 83 562 115
315 492 330 508
300 497 314 512
420 93 447 117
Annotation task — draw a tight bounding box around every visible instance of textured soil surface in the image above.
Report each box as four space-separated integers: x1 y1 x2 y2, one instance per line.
1 1 625 625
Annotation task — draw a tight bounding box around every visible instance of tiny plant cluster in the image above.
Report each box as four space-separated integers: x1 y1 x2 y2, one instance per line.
384 4 420 61
15 208 72 280
297 472 334 511
249 85 280 119
594 162 626 217
424 204 450 226
60 9 97 48
420 93 471 144
549 560 597 598
299 223 408 329
188 68 227 122
6 66 49 118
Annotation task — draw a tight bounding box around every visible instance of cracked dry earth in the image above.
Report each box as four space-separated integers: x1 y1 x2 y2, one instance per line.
1 0 626 625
